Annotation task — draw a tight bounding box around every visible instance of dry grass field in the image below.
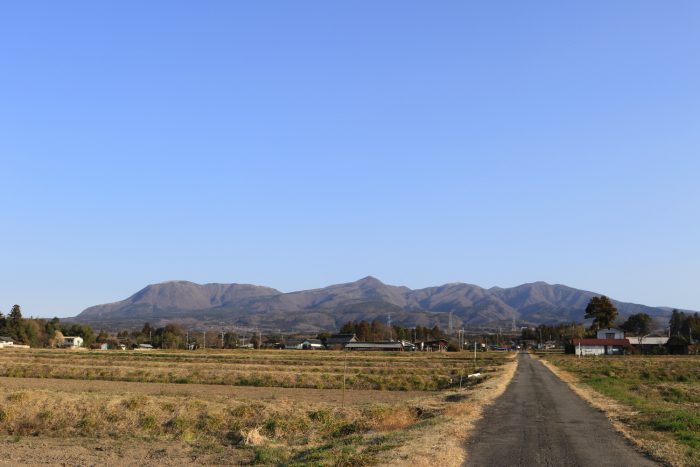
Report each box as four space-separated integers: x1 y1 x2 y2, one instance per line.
0 348 515 465
541 354 700 467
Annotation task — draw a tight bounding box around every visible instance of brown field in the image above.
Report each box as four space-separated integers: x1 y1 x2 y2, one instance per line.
540 354 700 467
0 348 516 466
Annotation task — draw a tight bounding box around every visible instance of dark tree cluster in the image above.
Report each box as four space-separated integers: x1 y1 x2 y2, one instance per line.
521 323 586 344
338 320 444 342
669 309 700 343
0 305 95 347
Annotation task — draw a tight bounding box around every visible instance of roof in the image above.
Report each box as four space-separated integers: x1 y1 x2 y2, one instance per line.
0 336 13 342
326 334 358 344
573 338 630 346
628 337 669 345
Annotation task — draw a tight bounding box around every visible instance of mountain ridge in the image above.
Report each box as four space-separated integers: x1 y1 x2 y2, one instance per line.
71 277 686 332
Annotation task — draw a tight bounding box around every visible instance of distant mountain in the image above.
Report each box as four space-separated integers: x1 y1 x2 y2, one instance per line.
72 277 682 332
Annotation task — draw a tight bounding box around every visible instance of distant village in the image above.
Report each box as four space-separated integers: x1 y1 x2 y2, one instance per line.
1 302 698 355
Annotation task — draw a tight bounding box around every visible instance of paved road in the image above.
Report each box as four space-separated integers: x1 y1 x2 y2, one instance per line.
464 353 658 467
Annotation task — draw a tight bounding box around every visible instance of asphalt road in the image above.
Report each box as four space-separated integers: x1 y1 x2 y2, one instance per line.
464 353 658 467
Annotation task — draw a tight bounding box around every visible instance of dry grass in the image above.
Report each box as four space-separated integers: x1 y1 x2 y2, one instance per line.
383 353 518 467
540 354 700 467
0 349 514 465
0 349 506 391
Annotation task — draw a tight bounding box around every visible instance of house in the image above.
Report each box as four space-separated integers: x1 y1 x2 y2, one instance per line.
89 343 109 350
571 329 630 356
284 339 324 350
137 343 154 350
345 341 406 351
325 333 359 350
63 336 84 348
0 336 13 348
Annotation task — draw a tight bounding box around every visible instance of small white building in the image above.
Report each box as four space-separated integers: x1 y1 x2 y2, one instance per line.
0 336 14 348
63 336 84 348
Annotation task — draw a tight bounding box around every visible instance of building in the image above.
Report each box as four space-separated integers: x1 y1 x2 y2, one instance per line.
597 328 625 340
569 328 629 356
325 333 359 350
284 339 324 350
62 336 84 348
415 339 447 352
627 336 669 353
89 343 109 350
0 337 13 348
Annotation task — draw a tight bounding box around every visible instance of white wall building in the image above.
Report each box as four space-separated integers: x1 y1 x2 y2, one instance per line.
63 336 84 348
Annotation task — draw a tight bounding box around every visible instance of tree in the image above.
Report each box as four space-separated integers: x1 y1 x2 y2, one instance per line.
584 296 618 331
621 313 652 343
669 309 685 336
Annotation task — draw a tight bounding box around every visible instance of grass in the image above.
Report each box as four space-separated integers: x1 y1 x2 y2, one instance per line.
0 348 513 465
0 349 503 391
542 354 700 466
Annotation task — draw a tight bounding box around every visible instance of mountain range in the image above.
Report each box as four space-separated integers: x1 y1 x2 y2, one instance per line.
71 277 681 332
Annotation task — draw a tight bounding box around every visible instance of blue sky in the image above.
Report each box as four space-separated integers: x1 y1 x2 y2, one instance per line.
1 1 698 317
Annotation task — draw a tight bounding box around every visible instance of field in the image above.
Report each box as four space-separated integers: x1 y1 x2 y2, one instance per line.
0 349 515 465
541 354 700 467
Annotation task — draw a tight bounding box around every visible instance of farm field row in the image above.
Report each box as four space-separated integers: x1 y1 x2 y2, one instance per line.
0 349 504 391
541 354 700 467
0 349 516 465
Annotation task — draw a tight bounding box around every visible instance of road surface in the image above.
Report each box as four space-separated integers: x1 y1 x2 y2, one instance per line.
464 353 658 467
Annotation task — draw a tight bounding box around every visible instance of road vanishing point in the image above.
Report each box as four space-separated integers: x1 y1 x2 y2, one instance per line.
464 353 659 467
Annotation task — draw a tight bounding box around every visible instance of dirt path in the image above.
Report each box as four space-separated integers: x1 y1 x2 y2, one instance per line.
0 376 424 405
464 353 658 467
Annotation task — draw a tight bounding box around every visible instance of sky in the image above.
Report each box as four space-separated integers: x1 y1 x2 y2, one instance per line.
1 1 699 317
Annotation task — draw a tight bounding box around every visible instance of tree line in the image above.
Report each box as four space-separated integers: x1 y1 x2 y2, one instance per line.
0 305 94 347
337 319 445 342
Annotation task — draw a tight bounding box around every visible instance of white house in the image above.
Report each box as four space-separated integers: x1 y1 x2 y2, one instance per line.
63 336 84 348
573 329 629 356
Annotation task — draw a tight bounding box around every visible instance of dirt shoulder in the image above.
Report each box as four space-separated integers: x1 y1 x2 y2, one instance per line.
384 353 518 467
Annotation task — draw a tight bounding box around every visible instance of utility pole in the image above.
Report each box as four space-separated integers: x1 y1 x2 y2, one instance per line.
341 350 348 408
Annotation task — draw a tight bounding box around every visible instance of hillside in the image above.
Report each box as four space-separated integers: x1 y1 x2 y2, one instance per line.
71 277 680 332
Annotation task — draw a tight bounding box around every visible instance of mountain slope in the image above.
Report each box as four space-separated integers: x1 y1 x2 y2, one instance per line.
72 277 682 331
